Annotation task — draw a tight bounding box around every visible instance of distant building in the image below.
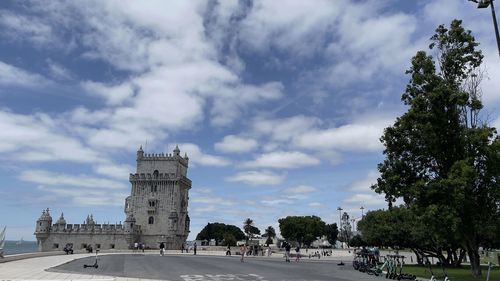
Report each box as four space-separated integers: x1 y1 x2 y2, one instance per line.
34 146 192 251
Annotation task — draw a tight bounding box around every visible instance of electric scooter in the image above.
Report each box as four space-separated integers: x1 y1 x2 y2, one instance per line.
83 249 99 268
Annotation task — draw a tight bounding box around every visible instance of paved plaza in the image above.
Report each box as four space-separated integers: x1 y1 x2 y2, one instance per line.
0 251 383 281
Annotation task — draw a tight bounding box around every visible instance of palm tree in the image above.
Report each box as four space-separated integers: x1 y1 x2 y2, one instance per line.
243 218 254 243
264 226 276 246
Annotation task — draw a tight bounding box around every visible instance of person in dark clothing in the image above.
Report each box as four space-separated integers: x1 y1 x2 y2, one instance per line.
159 242 165 256
193 242 197 255
284 242 291 262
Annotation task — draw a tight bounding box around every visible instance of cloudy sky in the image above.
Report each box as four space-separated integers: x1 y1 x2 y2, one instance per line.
0 0 499 241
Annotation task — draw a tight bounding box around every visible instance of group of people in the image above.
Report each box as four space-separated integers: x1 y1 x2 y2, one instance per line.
159 242 197 256
133 242 145 252
282 241 301 262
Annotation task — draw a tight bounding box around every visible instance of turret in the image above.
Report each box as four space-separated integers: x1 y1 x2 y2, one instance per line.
124 213 136 234
56 212 66 225
137 145 144 160
85 214 95 225
173 145 180 157
35 208 52 237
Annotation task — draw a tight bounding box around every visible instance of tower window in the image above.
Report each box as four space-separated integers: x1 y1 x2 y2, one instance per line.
149 200 156 207
148 216 154 224
153 170 159 178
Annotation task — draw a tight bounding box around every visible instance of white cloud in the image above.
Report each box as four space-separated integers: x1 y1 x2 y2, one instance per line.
242 151 320 169
261 199 293 206
239 0 341 55
20 170 126 190
252 115 320 143
81 81 135 106
349 170 379 192
46 59 73 81
0 11 54 45
0 61 48 87
94 163 134 180
37 185 126 207
308 202 322 208
226 170 285 186
343 193 386 207
293 117 392 152
168 143 231 167
285 185 317 194
0 110 101 163
214 135 258 153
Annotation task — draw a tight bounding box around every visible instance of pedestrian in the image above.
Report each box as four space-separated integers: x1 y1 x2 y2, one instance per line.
226 245 231 256
193 242 197 255
134 242 138 253
295 245 300 262
267 246 271 256
181 242 184 253
159 242 165 256
284 242 291 262
240 244 247 262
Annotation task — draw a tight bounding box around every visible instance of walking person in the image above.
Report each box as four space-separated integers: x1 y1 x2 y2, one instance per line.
226 245 231 256
240 244 247 262
159 242 165 256
284 242 291 262
295 245 300 262
193 242 197 255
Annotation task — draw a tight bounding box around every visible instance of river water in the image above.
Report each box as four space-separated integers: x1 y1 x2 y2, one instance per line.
3 240 38 255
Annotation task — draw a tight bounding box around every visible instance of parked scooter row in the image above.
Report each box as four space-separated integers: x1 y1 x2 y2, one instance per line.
353 252 416 280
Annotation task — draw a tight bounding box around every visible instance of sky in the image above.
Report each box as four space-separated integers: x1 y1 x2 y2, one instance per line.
0 0 499 241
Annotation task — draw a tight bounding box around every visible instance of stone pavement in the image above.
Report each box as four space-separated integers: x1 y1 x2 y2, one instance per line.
0 249 411 281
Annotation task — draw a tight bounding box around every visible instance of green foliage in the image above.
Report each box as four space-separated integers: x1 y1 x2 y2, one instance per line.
372 19 499 277
278 215 326 247
349 234 366 248
243 218 260 241
324 223 339 246
196 222 245 245
222 233 237 246
264 226 276 246
339 212 352 243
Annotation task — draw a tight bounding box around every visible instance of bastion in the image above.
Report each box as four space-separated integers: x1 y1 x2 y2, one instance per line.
34 146 191 251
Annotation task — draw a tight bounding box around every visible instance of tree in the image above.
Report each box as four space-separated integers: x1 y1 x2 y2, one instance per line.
349 234 366 248
196 222 245 245
264 226 276 246
243 218 260 243
278 216 326 247
324 223 339 246
339 212 352 246
372 19 500 277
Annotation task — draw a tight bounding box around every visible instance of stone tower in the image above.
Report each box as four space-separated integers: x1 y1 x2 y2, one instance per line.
125 146 191 249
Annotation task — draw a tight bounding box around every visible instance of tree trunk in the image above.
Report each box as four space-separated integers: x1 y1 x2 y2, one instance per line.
466 243 481 277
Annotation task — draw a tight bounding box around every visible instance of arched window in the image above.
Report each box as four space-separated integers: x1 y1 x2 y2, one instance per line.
153 170 159 179
148 216 154 224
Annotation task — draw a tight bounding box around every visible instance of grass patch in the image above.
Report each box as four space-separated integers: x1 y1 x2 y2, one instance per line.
402 264 499 281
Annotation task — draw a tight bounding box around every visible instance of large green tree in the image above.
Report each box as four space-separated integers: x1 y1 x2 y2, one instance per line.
324 223 339 246
196 222 245 245
372 20 500 278
278 216 326 247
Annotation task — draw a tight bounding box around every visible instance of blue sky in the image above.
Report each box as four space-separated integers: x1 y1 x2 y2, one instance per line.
0 0 499 241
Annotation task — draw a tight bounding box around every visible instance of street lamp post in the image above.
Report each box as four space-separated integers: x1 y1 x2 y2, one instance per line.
470 0 500 59
337 207 343 247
